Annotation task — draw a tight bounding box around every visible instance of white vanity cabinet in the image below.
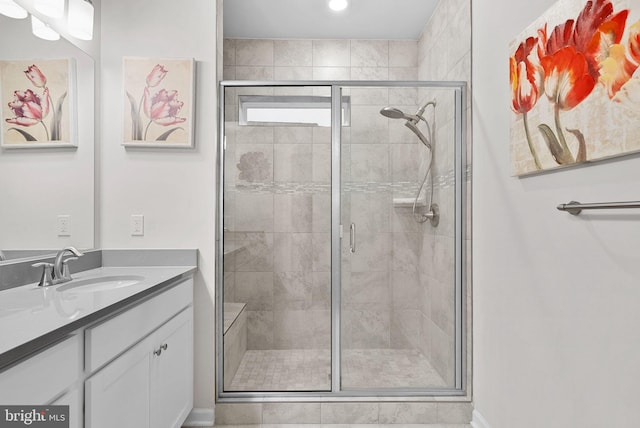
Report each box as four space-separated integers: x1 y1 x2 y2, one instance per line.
52 387 83 428
85 278 193 428
0 334 82 423
0 269 194 428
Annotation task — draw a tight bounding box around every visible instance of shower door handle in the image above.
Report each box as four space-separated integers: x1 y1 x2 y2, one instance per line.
349 223 356 253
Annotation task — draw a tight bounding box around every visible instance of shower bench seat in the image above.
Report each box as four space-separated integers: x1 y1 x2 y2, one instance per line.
223 302 247 390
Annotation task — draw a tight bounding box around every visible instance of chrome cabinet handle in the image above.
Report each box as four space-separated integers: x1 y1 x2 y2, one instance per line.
153 343 168 356
349 223 356 253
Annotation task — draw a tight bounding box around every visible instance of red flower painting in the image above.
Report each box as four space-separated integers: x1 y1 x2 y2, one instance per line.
510 36 543 168
510 0 640 174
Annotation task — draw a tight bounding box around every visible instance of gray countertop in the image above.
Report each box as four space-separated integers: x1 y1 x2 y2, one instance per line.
0 249 197 370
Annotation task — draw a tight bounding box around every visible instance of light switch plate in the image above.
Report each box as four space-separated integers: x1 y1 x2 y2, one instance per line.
131 214 144 236
57 215 71 236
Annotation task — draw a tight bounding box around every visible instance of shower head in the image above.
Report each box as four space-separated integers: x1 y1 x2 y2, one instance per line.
380 103 434 149
404 121 431 149
379 107 419 122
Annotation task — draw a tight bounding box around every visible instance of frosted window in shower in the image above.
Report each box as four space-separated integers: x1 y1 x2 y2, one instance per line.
238 95 351 127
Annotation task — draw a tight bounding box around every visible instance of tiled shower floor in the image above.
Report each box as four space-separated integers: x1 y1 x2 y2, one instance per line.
228 349 331 391
227 349 446 391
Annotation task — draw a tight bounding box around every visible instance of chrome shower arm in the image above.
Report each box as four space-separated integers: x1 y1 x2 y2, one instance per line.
414 100 436 122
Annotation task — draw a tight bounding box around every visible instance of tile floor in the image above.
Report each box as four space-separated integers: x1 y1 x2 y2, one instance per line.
227 349 446 391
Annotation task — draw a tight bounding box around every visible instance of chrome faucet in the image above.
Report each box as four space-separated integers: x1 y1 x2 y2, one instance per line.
52 246 84 284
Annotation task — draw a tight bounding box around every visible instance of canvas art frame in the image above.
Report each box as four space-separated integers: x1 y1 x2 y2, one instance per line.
0 58 77 149
122 57 196 148
510 0 640 176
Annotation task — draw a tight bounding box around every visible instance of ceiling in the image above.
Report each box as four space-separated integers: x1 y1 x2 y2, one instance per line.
223 0 440 40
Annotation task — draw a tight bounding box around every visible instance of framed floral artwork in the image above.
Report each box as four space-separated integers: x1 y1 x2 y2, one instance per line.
0 58 76 148
123 57 196 148
510 0 640 176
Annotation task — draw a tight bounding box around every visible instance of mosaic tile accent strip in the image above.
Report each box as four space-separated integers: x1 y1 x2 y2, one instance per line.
227 166 470 193
227 165 471 196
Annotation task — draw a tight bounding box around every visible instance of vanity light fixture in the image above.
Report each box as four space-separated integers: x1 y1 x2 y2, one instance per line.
67 0 93 40
328 0 348 11
34 0 64 18
31 14 60 40
0 0 28 19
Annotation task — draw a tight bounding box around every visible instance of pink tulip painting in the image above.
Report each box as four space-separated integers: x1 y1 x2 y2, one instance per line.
24 64 47 88
123 57 195 147
1 59 73 147
145 64 168 88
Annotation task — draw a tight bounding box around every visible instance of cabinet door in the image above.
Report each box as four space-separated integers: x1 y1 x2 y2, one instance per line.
51 387 82 428
85 338 151 428
150 307 193 428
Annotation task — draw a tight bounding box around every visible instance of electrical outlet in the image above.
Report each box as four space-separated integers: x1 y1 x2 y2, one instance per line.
131 214 144 236
57 215 71 236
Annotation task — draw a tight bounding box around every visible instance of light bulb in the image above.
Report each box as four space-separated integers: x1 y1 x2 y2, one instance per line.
34 0 65 18
0 0 28 19
67 0 93 40
31 14 60 40
328 0 348 11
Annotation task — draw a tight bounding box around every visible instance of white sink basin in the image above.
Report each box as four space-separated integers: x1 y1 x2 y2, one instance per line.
56 275 145 293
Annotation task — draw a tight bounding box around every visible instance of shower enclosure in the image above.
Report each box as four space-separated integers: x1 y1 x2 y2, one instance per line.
217 80 467 399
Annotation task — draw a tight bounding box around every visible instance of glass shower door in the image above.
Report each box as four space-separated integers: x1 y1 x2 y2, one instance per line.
218 80 466 398
222 85 333 392
339 85 460 390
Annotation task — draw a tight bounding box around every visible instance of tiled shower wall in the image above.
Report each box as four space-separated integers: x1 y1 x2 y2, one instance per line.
223 38 418 82
223 117 333 351
416 0 472 384
223 38 427 353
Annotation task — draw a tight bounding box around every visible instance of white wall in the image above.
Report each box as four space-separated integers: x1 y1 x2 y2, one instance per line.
473 1 640 427
100 0 216 409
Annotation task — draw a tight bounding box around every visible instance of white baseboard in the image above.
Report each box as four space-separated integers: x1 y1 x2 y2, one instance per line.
182 408 215 427
471 409 492 428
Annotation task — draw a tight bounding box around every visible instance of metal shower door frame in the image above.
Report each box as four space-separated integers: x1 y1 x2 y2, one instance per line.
216 80 468 402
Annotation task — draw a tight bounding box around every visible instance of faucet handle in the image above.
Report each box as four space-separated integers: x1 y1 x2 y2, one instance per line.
32 262 54 287
61 257 78 281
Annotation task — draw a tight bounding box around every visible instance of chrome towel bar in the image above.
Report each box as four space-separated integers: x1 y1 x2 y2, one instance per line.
557 200 640 215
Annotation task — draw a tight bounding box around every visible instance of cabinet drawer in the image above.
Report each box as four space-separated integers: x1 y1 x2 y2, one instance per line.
85 278 193 373
0 335 81 404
